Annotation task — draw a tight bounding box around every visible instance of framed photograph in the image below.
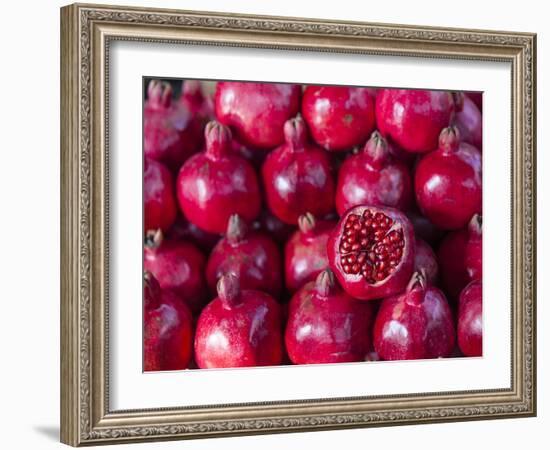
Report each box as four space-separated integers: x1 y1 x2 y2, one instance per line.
60 3 537 446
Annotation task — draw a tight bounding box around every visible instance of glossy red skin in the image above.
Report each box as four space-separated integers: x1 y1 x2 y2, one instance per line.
144 238 207 314
457 281 483 357
414 238 438 285
302 86 376 151
165 215 220 253
262 132 335 225
144 92 201 170
284 220 335 293
465 227 482 282
285 280 375 364
144 158 177 232
406 209 445 246
452 95 482 150
215 82 301 149
415 141 482 230
335 143 413 215
176 145 261 234
194 290 283 368
206 231 283 298
437 228 471 300
327 206 415 300
373 283 455 360
144 281 193 371
376 89 454 153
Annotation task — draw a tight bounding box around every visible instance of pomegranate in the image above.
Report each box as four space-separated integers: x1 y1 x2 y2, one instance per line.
284 213 335 293
373 272 455 360
302 85 376 151
194 273 283 368
215 81 301 149
179 80 214 121
144 157 177 232
144 80 201 169
376 88 456 153
451 93 482 150
143 271 193 371
335 131 413 215
285 270 376 364
415 126 482 230
437 214 483 299
176 121 261 233
206 214 282 298
327 205 415 300
414 238 438 285
262 116 335 224
457 280 483 357
144 229 207 314
467 91 483 112
165 215 219 253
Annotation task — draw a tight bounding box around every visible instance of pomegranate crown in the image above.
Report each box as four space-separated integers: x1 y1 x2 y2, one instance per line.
226 214 248 244
298 212 317 234
468 214 482 237
204 121 232 159
404 271 428 306
315 269 337 297
181 80 203 103
452 91 465 112
284 115 308 150
438 126 461 152
147 80 173 108
144 228 164 250
363 131 390 167
217 273 241 308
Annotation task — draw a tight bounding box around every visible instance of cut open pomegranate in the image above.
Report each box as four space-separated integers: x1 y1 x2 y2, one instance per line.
328 205 414 300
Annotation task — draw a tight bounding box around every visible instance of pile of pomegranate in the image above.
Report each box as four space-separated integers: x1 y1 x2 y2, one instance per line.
143 80 483 371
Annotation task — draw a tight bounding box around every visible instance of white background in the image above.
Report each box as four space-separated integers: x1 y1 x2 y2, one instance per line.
111 43 510 409
0 0 546 449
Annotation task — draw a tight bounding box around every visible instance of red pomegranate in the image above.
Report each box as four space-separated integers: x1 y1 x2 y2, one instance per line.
285 270 376 364
144 229 207 315
176 121 261 233
143 271 193 371
414 238 438 285
144 80 201 170
327 205 415 300
215 81 301 149
437 214 483 300
335 131 413 215
144 157 177 232
373 272 455 360
451 93 482 150
284 213 335 293
302 85 376 151
457 280 483 357
262 116 335 224
376 88 456 153
206 214 282 298
194 274 283 368
415 126 482 230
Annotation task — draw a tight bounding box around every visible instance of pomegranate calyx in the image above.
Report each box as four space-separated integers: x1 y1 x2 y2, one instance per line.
315 269 336 297
283 115 308 151
363 131 390 168
204 121 232 160
147 80 172 109
181 80 203 104
143 271 161 309
217 273 242 309
298 212 317 234
144 229 164 250
468 214 482 238
226 214 248 245
438 126 461 153
452 91 465 112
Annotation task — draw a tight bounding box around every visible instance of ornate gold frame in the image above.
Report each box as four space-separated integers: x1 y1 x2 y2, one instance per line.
60 3 537 446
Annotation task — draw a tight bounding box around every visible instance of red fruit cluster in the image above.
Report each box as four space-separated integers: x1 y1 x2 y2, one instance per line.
142 80 483 371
